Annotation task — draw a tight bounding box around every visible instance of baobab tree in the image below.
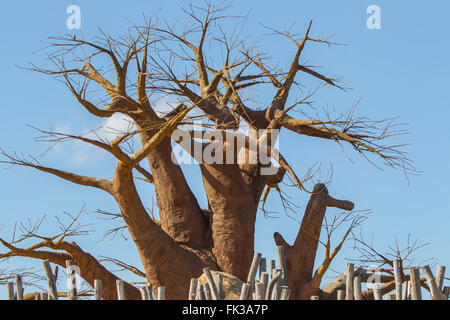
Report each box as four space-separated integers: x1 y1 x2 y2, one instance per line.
0 2 412 299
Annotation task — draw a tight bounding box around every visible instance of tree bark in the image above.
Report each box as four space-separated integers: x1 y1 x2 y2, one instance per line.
112 160 217 299
132 113 212 250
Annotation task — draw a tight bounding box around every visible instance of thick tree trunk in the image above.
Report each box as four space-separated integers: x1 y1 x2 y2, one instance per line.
112 161 217 299
132 113 212 250
200 161 257 280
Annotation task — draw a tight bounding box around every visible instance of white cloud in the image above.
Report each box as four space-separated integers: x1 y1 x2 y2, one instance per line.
54 123 72 135
91 113 135 143
62 114 137 166
70 147 92 166
50 123 73 153
152 96 179 116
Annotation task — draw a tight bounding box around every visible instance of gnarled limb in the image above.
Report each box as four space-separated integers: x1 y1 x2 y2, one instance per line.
0 149 113 193
309 212 367 293
273 183 354 299
267 20 313 110
277 112 412 171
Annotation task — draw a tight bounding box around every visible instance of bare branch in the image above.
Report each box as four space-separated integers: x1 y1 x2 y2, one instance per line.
0 148 112 193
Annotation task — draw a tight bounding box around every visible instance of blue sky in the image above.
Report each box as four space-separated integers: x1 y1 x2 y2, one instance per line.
0 1 449 298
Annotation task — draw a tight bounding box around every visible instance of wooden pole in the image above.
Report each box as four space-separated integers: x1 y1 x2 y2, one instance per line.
402 281 409 300
409 267 422 300
276 246 288 287
345 263 355 300
407 281 412 300
386 293 396 300
53 266 59 282
140 287 148 300
42 260 58 300
246 252 262 298
94 279 102 300
116 280 125 300
422 265 446 300
443 286 450 299
353 275 363 300
255 281 265 300
373 285 382 300
337 289 345 300
435 266 446 292
259 258 267 280
203 267 220 300
269 260 276 278
240 283 250 300
7 281 15 300
15 275 24 300
147 283 154 300
66 260 78 300
265 269 282 300
275 283 282 299
214 273 224 300
260 272 269 299
157 286 166 300
142 286 151 300
280 286 290 300
393 259 402 300
251 280 258 300
189 278 198 300
271 272 281 300
197 284 206 300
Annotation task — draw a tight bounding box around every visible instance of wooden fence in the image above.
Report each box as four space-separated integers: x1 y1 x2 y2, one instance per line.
3 246 449 300
321 262 450 301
